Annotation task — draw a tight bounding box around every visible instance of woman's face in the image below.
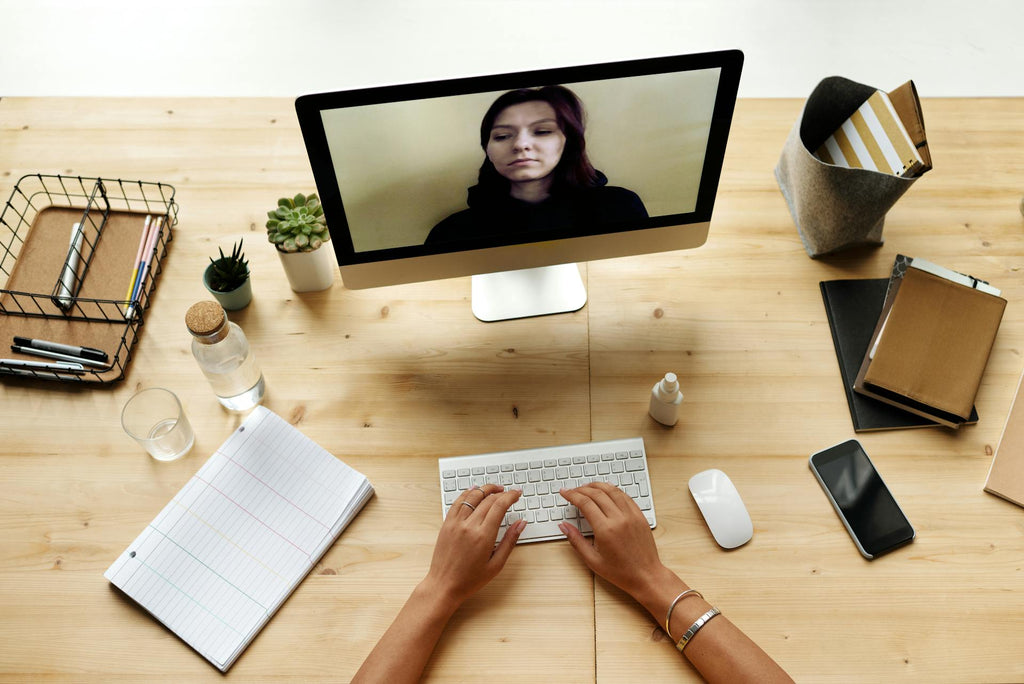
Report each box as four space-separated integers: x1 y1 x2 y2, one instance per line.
485 101 566 185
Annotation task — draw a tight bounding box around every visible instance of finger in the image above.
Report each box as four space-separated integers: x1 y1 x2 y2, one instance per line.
574 482 624 517
489 518 527 569
559 521 601 568
561 486 613 525
469 483 502 505
481 488 522 528
591 481 641 515
452 484 494 518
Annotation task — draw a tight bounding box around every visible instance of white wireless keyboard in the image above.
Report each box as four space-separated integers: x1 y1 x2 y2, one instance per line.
438 437 656 544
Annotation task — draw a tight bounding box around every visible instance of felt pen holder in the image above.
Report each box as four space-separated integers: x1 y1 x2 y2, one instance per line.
775 76 923 258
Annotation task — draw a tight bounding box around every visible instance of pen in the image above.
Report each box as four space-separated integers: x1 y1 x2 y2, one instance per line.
12 336 108 362
123 215 152 310
55 222 84 310
0 358 85 373
10 344 110 369
126 215 162 320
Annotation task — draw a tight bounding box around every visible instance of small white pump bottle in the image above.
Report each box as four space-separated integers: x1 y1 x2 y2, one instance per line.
649 372 683 426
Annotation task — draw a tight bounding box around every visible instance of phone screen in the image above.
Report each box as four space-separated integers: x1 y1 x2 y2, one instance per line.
810 440 915 558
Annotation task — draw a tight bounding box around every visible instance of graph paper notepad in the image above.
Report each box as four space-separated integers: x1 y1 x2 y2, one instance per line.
105 406 374 672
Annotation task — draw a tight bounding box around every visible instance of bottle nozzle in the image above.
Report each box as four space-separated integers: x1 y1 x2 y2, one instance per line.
661 372 679 394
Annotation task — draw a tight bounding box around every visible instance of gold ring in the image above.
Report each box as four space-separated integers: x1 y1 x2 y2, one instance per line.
461 501 476 511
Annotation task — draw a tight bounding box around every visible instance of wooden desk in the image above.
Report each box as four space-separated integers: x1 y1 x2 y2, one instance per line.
1 97 1021 683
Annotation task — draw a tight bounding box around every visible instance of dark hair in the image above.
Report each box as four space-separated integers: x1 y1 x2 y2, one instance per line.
474 85 600 195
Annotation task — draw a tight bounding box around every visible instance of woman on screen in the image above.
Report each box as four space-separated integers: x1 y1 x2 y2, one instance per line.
425 85 648 244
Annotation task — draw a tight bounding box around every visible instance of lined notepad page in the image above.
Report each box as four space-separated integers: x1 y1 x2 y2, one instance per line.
105 406 374 672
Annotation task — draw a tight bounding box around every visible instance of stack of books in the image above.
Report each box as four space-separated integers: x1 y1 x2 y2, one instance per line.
821 255 1006 431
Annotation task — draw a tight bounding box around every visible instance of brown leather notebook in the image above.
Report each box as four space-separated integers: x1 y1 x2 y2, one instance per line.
854 260 1006 428
986 368 1024 508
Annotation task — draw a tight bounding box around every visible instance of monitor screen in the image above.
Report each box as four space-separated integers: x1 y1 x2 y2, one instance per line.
296 50 742 320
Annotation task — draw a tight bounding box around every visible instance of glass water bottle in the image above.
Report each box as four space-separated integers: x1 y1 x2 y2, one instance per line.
185 300 265 411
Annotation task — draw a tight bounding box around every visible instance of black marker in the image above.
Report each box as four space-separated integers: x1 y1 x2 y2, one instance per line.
12 336 108 363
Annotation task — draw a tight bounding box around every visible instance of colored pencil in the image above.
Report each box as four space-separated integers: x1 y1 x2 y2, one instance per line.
126 216 163 320
123 215 152 312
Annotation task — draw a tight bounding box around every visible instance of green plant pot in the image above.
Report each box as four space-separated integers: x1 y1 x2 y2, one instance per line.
203 263 252 310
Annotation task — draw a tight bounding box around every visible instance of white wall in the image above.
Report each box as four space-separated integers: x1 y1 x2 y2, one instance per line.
1 0 1021 98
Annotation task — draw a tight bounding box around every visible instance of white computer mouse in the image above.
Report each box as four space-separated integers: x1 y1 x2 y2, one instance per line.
688 468 753 549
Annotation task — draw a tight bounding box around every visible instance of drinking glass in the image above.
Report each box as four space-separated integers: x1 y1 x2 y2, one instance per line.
121 387 195 461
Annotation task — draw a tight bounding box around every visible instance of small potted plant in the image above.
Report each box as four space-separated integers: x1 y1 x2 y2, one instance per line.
266 193 335 292
203 239 252 310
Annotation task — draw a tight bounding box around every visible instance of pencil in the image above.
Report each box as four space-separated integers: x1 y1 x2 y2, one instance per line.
126 215 163 320
123 215 152 312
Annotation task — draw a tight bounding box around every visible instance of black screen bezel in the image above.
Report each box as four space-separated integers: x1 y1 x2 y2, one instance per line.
810 440 915 558
294 50 743 267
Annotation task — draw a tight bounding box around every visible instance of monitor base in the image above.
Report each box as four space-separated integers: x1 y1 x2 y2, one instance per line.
471 263 587 322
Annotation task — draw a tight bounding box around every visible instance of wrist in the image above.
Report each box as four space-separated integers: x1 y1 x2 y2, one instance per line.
626 565 684 618
632 564 688 618
413 576 464 620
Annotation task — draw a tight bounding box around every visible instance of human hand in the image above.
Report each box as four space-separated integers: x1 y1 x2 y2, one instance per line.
423 484 526 607
559 482 676 605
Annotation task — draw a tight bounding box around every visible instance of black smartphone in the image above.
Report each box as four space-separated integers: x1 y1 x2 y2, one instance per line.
809 439 915 559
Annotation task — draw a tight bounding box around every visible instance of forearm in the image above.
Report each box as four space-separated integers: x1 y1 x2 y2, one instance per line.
352 579 459 684
634 566 793 684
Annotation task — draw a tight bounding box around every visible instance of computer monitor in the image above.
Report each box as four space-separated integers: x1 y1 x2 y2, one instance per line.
296 50 742 321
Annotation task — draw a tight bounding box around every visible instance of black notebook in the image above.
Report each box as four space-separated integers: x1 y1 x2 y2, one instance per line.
819 278 979 431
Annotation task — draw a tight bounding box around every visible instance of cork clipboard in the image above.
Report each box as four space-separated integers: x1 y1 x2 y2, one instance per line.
0 187 173 384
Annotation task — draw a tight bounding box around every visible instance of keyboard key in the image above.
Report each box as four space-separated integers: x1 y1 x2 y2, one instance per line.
457 468 470 477
625 460 645 472
442 469 455 478
615 451 628 460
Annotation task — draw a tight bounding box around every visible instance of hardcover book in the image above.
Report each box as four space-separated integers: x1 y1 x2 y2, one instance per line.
853 256 1005 428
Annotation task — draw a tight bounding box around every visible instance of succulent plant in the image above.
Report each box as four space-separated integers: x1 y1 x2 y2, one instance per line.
206 239 250 292
266 193 330 253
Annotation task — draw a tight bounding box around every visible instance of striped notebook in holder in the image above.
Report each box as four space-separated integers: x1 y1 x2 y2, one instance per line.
815 89 925 178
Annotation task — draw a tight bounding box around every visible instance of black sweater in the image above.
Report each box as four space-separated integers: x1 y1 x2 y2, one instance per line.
426 175 647 245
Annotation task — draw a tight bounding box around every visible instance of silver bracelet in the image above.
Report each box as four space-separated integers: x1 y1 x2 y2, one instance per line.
664 589 703 641
675 607 722 652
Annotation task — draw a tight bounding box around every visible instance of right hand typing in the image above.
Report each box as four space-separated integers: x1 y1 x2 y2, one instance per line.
559 481 676 602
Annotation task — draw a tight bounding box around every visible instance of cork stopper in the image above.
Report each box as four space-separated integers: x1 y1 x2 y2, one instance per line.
186 300 227 339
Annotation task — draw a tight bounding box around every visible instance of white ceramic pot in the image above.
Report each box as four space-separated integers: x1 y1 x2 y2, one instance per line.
277 247 335 292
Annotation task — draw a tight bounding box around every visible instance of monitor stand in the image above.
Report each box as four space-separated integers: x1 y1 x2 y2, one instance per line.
471 263 587 322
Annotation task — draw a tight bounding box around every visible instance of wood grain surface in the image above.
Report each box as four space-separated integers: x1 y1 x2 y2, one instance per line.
1 96 1022 683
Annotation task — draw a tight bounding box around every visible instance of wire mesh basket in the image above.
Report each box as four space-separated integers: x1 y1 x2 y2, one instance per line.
0 174 178 383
